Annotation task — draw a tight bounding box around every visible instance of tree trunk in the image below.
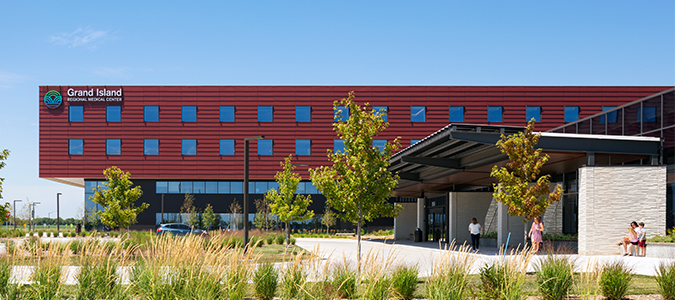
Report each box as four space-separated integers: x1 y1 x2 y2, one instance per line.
286 221 291 247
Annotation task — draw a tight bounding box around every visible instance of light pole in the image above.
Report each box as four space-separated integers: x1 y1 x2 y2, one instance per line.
57 193 61 233
32 202 41 232
244 135 264 250
13 200 21 230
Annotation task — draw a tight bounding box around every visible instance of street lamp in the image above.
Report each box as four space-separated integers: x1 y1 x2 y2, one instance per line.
57 193 62 233
32 202 41 232
243 135 264 250
13 200 21 230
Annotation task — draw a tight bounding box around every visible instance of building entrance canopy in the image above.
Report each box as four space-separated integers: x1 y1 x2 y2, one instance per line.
389 124 661 197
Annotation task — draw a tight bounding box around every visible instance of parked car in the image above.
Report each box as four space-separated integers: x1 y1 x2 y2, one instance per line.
156 223 208 236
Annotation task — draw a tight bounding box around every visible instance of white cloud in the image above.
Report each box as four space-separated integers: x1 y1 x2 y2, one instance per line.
50 27 109 48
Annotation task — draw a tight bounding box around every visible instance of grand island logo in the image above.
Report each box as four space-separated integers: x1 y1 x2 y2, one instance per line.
44 90 63 109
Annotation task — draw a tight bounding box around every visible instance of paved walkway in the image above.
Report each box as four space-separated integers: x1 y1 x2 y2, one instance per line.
295 238 675 277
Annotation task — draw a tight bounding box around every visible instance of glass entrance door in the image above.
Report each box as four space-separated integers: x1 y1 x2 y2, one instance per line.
427 207 446 243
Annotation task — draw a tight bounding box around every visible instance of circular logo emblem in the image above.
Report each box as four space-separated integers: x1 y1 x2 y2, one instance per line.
44 90 63 109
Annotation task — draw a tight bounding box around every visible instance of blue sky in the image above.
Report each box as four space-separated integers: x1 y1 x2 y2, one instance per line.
0 1 673 218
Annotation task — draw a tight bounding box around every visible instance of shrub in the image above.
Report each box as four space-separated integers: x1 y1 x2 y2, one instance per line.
599 261 632 300
265 234 276 245
391 265 418 300
655 260 675 300
330 264 357 299
249 235 263 248
31 254 64 299
253 263 278 300
275 234 285 245
478 247 531 300
0 255 11 296
280 264 305 300
535 255 575 300
290 238 296 245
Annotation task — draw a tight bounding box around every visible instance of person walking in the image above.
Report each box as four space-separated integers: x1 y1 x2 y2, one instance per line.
528 216 544 253
468 218 481 251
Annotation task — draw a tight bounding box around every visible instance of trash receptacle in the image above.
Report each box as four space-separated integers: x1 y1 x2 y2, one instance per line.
414 228 422 242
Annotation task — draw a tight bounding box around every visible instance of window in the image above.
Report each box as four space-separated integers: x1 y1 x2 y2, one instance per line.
218 182 230 194
296 182 306 194
106 106 121 122
334 139 345 154
144 139 159 155
306 182 318 194
180 181 192 193
411 106 426 122
106 139 121 155
156 182 168 194
144 106 159 122
334 106 349 122
258 139 273 155
168 182 180 193
373 139 387 153
69 106 83 122
526 106 541 122
182 139 197 155
600 106 617 124
449 106 464 122
220 139 235 155
638 107 657 123
564 106 579 123
220 106 235 122
296 106 311 122
258 106 273 122
182 106 197 122
411 139 421 146
193 182 205 194
373 106 388 122
296 139 311 156
69 139 83 155
230 182 243 193
205 182 218 193
487 106 503 122
255 182 268 194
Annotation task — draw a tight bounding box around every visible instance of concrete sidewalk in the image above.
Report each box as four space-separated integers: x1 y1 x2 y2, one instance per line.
295 238 675 277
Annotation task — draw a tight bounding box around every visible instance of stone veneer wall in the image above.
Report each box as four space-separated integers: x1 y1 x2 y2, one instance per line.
578 165 666 255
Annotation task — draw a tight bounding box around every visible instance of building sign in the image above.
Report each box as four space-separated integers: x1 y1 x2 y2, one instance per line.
66 87 123 102
44 90 63 109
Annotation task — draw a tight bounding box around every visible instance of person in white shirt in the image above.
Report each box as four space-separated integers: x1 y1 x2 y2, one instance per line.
468 218 482 251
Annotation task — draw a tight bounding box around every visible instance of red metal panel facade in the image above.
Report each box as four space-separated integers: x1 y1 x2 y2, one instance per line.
39 86 672 183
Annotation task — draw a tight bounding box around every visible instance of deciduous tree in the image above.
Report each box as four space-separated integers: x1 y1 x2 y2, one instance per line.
0 149 9 199
202 204 217 231
267 155 314 246
321 204 336 234
310 91 402 272
490 119 563 222
91 166 149 234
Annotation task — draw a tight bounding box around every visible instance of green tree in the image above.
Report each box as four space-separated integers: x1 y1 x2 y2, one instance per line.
180 192 195 223
0 202 10 225
91 166 149 234
0 149 9 199
267 155 315 246
253 197 275 231
310 91 402 272
490 119 564 222
229 200 242 230
321 204 336 234
202 204 216 231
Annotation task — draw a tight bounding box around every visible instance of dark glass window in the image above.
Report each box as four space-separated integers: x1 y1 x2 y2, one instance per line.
373 139 387 153
449 106 464 122
182 139 197 155
106 139 121 155
564 106 579 123
106 106 121 122
69 139 83 155
182 106 197 122
144 139 159 155
296 139 311 156
487 106 503 122
220 139 235 155
220 106 235 122
335 106 349 122
373 106 388 122
258 139 273 155
600 106 617 124
69 106 83 122
144 106 159 122
258 106 273 122
296 106 311 122
411 106 426 122
638 107 657 123
526 106 541 122
334 139 345 154
156 182 168 194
